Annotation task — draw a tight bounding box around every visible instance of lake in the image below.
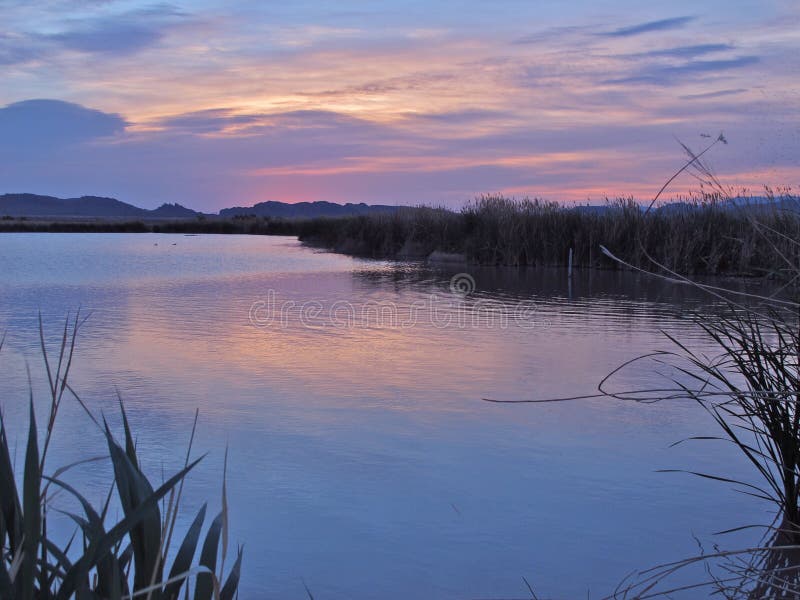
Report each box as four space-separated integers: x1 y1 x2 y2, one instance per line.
0 233 766 598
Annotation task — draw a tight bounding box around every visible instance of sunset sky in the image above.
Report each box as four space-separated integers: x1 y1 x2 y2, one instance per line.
1 0 798 211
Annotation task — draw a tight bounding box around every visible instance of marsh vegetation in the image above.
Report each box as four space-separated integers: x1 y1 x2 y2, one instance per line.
4 192 797 277
0 317 241 600
488 177 800 596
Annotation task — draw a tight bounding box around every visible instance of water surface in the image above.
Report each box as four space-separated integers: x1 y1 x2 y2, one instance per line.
0 233 767 598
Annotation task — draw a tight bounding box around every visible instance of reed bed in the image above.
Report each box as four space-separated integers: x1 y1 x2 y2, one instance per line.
295 193 800 276
0 220 152 233
0 217 295 235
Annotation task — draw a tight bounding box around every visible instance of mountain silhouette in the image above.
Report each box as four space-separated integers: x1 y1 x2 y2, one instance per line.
0 193 399 219
219 200 397 218
0 193 200 219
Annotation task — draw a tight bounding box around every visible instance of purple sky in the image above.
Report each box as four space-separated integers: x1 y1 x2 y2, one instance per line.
1 1 798 211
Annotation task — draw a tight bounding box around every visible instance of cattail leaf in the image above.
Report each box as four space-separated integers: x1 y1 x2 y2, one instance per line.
163 503 207 600
60 511 91 534
0 541 13 600
44 477 103 531
21 400 41 600
105 420 163 593
0 498 6 556
219 547 243 600
194 512 223 600
220 448 228 578
0 414 22 553
47 480 124 600
118 542 133 573
117 395 138 469
55 455 203 600
43 537 74 590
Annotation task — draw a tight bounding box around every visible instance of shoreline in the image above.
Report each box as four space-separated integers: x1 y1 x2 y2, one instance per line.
0 224 781 283
2 196 799 281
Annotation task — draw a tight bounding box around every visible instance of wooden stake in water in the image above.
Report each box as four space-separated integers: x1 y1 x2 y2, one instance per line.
568 247 573 278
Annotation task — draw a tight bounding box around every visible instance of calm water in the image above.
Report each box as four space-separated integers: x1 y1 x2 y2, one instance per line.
0 233 768 599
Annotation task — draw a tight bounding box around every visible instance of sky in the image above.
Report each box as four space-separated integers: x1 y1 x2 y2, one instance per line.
0 0 798 211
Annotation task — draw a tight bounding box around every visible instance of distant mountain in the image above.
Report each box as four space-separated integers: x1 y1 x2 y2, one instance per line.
569 197 800 215
219 200 399 218
3 192 796 221
656 196 800 214
731 195 800 212
570 204 612 214
0 194 200 219
0 194 400 220
150 202 201 218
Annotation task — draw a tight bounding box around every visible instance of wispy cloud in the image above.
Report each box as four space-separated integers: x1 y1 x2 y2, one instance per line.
156 108 263 134
679 88 748 100
410 109 513 125
601 16 694 37
0 33 39 65
0 1 797 207
46 4 187 55
606 56 759 85
511 25 593 45
51 23 163 55
630 43 735 59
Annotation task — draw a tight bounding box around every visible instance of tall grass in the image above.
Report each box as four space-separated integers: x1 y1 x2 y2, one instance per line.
294 193 800 276
586 301 800 598
612 156 800 599
486 144 800 597
294 206 459 258
0 315 242 599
